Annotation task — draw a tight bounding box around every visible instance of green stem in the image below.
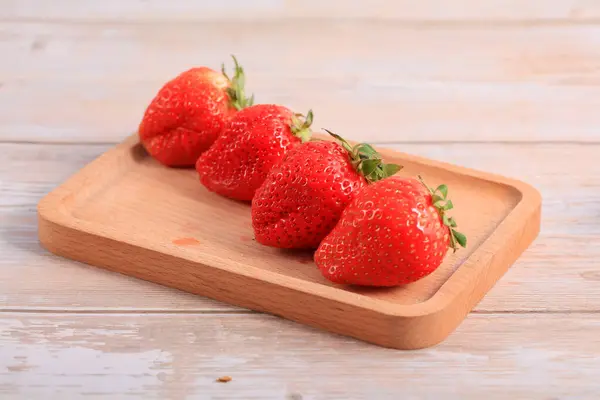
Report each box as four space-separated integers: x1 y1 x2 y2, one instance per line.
222 55 254 111
290 109 314 143
324 129 403 183
417 174 467 252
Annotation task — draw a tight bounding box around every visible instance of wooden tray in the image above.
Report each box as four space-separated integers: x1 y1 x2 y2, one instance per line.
37 134 541 350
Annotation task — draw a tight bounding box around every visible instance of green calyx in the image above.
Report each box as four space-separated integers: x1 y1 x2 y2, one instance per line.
324 129 403 183
417 175 467 252
221 55 254 111
290 109 314 143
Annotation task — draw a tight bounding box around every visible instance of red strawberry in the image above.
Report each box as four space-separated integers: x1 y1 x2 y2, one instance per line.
138 56 253 167
314 175 467 287
195 104 313 201
251 130 402 249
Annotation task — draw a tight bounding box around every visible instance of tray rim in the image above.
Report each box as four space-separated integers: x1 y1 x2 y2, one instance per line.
37 134 542 348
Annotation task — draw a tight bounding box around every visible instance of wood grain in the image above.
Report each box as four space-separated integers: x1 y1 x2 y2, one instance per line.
1 142 597 313
3 0 600 22
3 21 600 143
1 313 599 399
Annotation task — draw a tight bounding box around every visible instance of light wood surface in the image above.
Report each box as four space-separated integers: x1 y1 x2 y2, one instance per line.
1 313 599 399
4 0 600 22
1 142 597 312
1 0 598 397
5 20 600 143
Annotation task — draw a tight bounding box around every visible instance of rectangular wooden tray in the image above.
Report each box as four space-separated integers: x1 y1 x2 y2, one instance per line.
37 134 541 350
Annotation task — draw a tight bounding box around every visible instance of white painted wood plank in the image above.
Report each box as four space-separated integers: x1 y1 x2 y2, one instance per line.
1 313 599 399
3 22 600 142
0 142 596 312
0 142 240 311
2 0 600 22
1 210 242 312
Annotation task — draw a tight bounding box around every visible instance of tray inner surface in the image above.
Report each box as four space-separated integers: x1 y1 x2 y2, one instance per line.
67 142 522 306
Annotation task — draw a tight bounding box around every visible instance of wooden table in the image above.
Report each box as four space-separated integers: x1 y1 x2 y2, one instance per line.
2 2 599 398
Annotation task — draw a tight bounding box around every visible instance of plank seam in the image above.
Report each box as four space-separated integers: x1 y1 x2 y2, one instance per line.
0 308 257 315
4 17 600 28
0 309 597 315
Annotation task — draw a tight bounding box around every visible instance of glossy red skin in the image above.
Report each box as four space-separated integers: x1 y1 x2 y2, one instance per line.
315 176 450 287
251 140 367 249
139 67 234 167
195 104 302 201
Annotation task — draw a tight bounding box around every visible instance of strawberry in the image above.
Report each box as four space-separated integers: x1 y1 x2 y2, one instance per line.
138 55 253 167
195 104 313 201
314 175 467 287
251 130 402 249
